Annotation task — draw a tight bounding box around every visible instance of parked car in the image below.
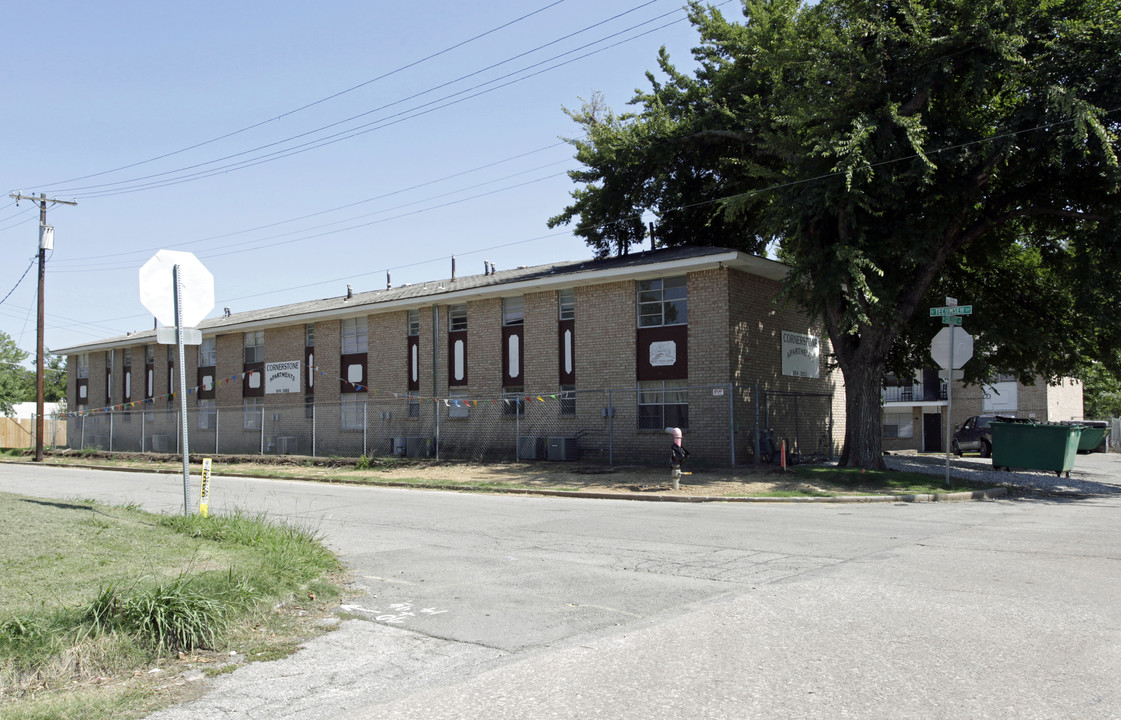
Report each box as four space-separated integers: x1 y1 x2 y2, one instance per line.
952 415 998 457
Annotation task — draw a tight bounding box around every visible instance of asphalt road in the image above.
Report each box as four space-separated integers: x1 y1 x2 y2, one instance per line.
1 462 1119 719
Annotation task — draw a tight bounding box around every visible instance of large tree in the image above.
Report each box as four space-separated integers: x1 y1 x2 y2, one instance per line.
550 0 1121 468
0 331 30 417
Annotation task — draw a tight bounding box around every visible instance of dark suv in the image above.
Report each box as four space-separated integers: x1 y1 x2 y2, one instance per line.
952 415 997 457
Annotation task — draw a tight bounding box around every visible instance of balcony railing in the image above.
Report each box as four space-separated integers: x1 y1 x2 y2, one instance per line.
882 384 947 403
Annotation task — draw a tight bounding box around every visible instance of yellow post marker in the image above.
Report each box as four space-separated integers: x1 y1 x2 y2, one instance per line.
199 458 212 517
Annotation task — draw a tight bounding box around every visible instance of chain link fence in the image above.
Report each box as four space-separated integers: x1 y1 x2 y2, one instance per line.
66 384 837 467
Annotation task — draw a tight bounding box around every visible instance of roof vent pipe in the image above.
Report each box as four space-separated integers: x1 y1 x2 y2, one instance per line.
224 307 231 317
346 284 353 300
386 271 391 290
489 261 495 274
649 222 656 251
451 255 456 281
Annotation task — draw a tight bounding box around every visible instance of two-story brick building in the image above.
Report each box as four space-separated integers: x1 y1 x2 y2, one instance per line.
60 246 846 466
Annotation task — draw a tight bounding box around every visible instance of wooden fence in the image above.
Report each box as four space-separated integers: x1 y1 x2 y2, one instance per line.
0 417 67 449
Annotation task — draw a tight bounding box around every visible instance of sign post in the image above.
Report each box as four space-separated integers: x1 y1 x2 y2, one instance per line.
140 250 214 514
930 301 974 488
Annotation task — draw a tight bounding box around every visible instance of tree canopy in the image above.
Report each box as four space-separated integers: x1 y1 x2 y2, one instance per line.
550 0 1121 467
0 332 30 417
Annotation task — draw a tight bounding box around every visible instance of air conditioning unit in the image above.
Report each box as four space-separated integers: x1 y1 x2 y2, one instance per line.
86 435 108 451
547 436 578 461
518 436 545 460
391 437 408 457
151 434 173 452
276 436 299 455
405 436 433 458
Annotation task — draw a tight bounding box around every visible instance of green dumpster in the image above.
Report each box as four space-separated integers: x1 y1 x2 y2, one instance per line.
991 421 1082 477
1074 424 1110 453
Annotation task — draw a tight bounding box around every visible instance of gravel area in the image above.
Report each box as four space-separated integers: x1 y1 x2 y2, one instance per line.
884 452 1121 496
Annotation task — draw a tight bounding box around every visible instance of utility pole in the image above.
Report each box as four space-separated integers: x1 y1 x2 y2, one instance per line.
9 192 77 462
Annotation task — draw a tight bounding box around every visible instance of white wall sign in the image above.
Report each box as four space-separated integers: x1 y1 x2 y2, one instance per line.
982 381 1018 413
266 360 301 395
649 340 677 367
781 331 820 379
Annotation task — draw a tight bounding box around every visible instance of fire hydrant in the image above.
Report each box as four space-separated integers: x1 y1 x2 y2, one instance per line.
667 427 690 490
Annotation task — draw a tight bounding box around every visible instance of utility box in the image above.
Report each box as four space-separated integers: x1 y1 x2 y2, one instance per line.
151 434 173 452
547 436 578 461
276 436 299 454
518 436 545 460
405 436 432 458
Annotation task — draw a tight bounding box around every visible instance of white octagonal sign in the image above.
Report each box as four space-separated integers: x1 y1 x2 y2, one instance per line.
139 250 214 328
930 326 973 370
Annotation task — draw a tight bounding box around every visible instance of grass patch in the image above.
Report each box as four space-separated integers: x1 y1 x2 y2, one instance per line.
0 493 344 719
790 465 987 495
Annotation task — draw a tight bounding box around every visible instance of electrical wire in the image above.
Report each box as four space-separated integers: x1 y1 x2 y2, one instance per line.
16 0 572 192
0 257 36 307
43 1 681 198
51 142 568 265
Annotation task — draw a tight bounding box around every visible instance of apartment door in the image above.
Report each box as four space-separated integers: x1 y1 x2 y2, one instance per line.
923 413 943 452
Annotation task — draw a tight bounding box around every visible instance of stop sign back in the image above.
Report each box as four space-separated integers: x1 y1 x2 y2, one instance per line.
139 250 214 327
930 326 973 370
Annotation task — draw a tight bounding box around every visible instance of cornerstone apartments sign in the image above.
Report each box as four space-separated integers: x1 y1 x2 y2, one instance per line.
265 361 301 394
781 331 820 379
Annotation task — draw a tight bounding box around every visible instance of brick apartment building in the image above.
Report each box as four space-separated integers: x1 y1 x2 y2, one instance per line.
882 371 1084 453
60 246 846 466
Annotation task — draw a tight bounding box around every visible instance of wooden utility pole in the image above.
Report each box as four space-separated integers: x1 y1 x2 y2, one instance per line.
9 192 77 462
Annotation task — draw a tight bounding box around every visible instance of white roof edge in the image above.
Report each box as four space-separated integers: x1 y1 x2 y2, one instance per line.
58 250 787 354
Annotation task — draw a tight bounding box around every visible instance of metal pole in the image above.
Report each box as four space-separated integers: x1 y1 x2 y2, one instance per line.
945 331 955 488
728 382 735 467
362 402 368 458
515 394 520 461
608 390 614 466
173 265 191 514
259 406 265 455
312 403 316 457
753 383 760 468
80 415 85 449
109 411 114 453
215 407 220 455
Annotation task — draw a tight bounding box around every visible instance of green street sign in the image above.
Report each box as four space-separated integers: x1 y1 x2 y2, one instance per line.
942 315 963 326
929 305 973 317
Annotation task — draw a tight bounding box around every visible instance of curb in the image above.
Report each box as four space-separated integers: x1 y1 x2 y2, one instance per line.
1 459 1008 504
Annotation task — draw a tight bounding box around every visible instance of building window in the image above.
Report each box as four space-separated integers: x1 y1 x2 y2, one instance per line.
503 388 525 416
638 380 688 430
145 345 155 365
199 336 217 367
448 389 469 419
558 288 575 321
449 304 468 332
407 309 420 336
76 353 89 379
197 399 216 430
341 393 365 430
559 385 576 416
407 395 420 418
305 323 315 348
883 411 914 439
637 276 687 327
244 331 264 364
502 296 524 326
244 398 263 430
342 317 368 354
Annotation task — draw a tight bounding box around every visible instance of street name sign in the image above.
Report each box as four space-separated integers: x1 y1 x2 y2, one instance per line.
929 305 973 317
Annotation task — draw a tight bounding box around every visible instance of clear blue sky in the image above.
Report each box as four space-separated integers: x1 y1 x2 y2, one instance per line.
1 0 720 359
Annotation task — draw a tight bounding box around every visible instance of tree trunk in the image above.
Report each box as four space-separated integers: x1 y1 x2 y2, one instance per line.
836 357 888 470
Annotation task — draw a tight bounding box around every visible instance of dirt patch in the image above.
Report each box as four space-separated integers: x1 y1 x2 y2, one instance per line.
39 450 834 497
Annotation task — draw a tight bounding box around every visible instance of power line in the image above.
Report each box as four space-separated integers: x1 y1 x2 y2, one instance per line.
16 0 572 192
44 1 683 198
51 142 568 265
0 257 36 306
